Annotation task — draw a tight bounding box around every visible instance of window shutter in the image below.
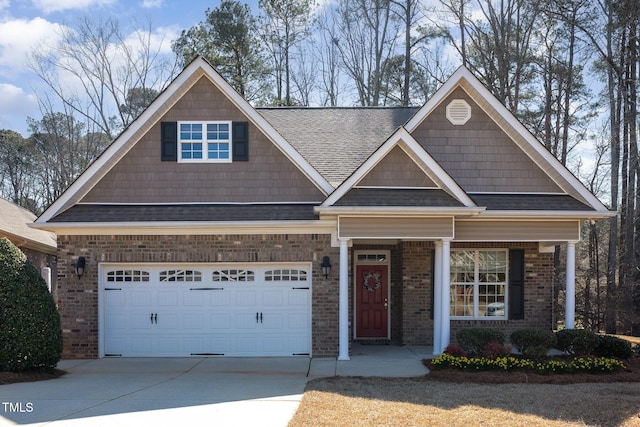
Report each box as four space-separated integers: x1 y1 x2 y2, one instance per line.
232 122 249 161
509 249 525 320
430 248 435 320
161 122 177 162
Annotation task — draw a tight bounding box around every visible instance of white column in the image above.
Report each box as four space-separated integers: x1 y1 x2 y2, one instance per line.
338 239 350 360
565 242 576 329
433 241 443 355
440 239 451 353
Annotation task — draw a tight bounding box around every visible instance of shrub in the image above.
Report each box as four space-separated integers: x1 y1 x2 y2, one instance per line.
0 238 62 371
430 353 626 374
443 344 468 357
555 329 599 356
482 342 511 358
633 344 640 356
456 328 505 356
510 329 557 358
593 335 633 359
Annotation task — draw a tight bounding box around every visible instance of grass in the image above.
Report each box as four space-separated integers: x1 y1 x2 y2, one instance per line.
289 356 640 427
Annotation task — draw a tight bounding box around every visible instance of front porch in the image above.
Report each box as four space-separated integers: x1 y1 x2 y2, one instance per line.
337 240 575 361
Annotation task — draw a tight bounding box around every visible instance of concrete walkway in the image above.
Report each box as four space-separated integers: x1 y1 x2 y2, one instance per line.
0 345 431 427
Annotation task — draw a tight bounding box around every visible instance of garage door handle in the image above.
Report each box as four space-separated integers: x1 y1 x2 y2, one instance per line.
256 312 259 323
150 313 157 324
260 312 263 323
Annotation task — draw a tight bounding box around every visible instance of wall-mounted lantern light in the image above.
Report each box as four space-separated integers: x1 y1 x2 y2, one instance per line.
75 256 86 279
321 256 331 279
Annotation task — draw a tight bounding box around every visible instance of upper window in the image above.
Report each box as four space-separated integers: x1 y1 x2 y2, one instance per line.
450 250 507 319
178 121 231 162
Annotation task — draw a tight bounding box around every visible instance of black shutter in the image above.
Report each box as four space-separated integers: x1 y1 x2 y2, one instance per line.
509 249 525 320
430 248 435 320
232 122 249 161
161 122 177 162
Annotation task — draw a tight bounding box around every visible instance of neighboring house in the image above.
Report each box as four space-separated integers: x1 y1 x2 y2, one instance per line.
33 57 612 359
0 197 56 289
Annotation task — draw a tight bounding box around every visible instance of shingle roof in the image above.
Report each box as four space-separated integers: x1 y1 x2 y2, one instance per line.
470 194 595 211
335 188 464 207
258 107 418 186
49 204 319 222
0 198 56 253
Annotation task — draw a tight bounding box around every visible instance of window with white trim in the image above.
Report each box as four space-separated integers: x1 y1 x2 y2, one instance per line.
450 250 507 319
178 121 231 162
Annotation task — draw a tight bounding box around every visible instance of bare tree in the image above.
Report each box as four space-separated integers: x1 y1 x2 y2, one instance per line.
259 0 316 106
334 0 400 106
29 16 178 140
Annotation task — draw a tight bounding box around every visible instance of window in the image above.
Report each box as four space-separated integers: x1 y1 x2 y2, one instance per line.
450 250 507 319
212 269 255 282
178 121 231 162
159 269 202 282
265 269 308 281
107 270 150 282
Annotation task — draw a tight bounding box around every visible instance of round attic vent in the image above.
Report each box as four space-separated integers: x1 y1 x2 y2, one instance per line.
446 99 471 125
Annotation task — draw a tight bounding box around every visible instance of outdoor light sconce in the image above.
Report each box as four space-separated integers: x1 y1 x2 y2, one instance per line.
75 256 86 279
321 256 332 279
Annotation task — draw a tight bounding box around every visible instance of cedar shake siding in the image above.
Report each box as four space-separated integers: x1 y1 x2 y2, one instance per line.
56 233 338 359
82 77 325 204
411 87 563 193
357 146 438 188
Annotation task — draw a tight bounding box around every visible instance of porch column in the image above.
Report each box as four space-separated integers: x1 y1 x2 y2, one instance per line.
565 241 576 329
440 239 451 353
433 241 443 355
338 238 350 360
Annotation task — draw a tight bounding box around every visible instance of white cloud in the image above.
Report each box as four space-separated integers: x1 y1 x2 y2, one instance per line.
141 0 164 8
0 83 38 135
31 0 116 14
0 0 9 12
0 17 64 75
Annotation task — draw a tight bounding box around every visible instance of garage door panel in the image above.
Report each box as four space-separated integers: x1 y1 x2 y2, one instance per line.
209 313 232 329
158 290 180 306
103 264 311 357
235 290 257 305
131 290 154 306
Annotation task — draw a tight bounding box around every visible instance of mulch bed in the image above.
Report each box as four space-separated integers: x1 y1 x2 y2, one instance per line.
423 355 640 384
0 369 66 385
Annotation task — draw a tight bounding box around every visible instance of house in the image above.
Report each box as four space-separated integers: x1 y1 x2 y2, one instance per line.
1 197 56 290
33 57 612 359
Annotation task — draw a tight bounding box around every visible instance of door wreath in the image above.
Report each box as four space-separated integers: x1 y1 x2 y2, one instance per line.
362 271 381 292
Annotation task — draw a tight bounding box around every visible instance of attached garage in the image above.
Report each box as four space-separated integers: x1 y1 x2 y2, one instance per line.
100 263 312 357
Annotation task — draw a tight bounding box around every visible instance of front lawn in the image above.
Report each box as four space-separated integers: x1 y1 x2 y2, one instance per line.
289 354 640 426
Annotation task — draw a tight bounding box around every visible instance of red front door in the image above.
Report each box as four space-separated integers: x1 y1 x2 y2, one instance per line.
355 265 389 338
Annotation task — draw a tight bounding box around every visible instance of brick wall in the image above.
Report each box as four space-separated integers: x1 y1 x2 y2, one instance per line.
56 233 337 358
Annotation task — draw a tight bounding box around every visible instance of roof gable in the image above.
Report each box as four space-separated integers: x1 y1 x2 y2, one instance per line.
37 57 333 224
323 127 476 208
405 66 610 213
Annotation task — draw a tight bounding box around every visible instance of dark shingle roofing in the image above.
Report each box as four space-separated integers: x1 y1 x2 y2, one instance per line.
470 194 595 211
50 204 318 222
258 107 418 186
335 188 464 207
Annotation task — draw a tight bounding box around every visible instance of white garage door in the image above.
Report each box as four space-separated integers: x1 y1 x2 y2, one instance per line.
102 264 311 357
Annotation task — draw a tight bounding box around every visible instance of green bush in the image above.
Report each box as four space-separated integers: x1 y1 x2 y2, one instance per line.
430 353 626 374
0 238 62 371
633 344 640 356
555 329 599 356
593 335 633 359
510 329 557 358
456 328 505 356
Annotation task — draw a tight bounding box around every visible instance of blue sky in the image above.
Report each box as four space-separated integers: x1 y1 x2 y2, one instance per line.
0 0 259 136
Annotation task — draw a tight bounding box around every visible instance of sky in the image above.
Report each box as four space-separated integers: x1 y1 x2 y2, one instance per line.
0 0 258 137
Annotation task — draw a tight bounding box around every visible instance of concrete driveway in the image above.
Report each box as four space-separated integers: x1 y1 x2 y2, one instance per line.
0 357 316 427
0 346 430 427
